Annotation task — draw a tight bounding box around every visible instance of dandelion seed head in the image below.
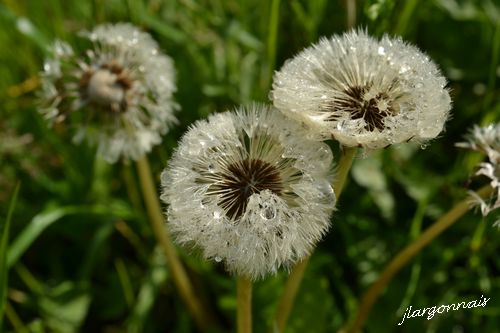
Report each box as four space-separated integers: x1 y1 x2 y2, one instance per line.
38 23 178 162
161 105 336 279
271 30 451 149
457 124 500 221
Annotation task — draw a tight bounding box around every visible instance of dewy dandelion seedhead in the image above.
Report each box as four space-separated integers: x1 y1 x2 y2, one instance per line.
271 30 451 149
456 124 500 220
160 105 336 279
38 23 178 163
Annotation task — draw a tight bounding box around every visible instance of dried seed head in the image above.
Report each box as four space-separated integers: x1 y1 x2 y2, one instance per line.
456 124 499 221
38 23 178 162
271 30 451 149
161 104 336 279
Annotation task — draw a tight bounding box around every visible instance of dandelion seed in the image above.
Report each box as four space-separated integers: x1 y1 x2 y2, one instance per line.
160 104 336 279
456 124 499 222
38 23 178 162
271 30 451 149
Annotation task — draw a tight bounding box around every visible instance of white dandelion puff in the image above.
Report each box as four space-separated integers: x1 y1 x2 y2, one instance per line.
456 124 499 221
160 104 336 279
271 30 451 149
38 23 178 163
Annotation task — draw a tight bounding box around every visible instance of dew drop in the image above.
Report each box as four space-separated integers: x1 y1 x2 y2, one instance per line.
282 147 295 157
188 146 201 155
318 144 332 160
399 65 410 74
316 181 334 198
378 46 386 55
420 143 428 150
315 144 332 169
17 17 34 35
261 206 276 220
213 210 222 219
208 163 215 173
214 256 222 262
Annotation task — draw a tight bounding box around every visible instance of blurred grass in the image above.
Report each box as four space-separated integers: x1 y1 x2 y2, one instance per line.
0 0 499 332
0 183 20 329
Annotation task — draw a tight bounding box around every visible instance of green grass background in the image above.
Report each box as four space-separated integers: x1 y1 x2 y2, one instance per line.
0 0 499 332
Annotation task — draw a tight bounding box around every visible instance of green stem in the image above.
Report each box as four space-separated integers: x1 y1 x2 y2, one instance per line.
265 0 281 92
114 258 135 308
5 302 28 333
346 185 493 333
273 146 357 332
482 16 500 112
122 163 143 213
1 183 20 329
334 147 357 195
237 276 253 333
136 156 215 332
393 0 419 36
346 0 356 29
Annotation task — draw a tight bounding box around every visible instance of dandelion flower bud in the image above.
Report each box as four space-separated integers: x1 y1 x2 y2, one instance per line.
160 105 335 279
271 30 451 149
38 23 178 162
456 124 499 220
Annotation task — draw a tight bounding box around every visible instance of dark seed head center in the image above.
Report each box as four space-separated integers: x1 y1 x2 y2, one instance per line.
80 61 132 112
335 85 395 131
216 158 283 219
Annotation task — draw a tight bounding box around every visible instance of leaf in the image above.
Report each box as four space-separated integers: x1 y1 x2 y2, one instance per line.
37 281 91 333
140 12 186 43
288 262 336 333
351 154 395 219
127 248 168 333
78 219 115 280
0 182 20 328
0 3 50 52
7 202 134 269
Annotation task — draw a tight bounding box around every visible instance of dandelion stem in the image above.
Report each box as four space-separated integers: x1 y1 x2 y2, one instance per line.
136 156 214 332
334 147 357 195
265 0 281 91
345 185 493 333
346 0 356 29
237 275 253 333
273 146 357 333
5 302 28 333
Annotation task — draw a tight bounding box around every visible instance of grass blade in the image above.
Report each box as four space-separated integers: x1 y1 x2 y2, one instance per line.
7 202 133 269
0 182 21 329
127 248 168 333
